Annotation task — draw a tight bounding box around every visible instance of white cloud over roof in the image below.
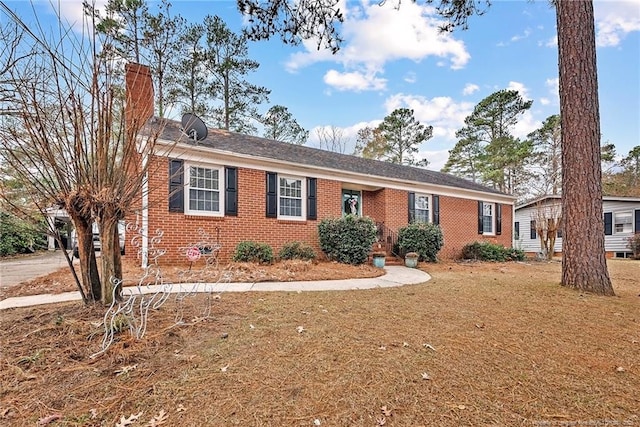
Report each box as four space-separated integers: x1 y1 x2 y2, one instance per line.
286 1 470 91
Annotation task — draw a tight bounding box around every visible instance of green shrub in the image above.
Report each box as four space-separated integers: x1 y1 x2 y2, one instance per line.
397 222 444 262
232 241 274 264
461 241 525 262
278 241 316 261
0 213 46 257
318 215 377 265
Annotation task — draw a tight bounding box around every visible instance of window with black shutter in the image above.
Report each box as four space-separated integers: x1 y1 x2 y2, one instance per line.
168 159 184 213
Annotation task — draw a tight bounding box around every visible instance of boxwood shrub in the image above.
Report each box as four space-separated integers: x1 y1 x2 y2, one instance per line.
233 241 274 264
278 241 316 261
397 222 444 262
462 241 525 262
318 215 377 265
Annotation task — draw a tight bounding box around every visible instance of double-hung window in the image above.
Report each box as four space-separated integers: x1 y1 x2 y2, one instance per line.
279 176 304 219
482 203 494 235
614 212 632 233
415 194 431 223
187 164 223 216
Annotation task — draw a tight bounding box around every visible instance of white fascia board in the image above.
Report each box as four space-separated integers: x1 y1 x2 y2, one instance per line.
157 139 516 206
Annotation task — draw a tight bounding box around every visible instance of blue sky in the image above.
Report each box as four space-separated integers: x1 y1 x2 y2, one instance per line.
4 0 640 171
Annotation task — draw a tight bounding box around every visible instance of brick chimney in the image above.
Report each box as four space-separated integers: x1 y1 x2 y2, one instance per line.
125 63 154 129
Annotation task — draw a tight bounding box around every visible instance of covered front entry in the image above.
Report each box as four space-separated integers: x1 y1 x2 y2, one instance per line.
342 189 362 216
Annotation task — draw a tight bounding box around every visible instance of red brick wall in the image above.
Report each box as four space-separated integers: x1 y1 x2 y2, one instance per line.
438 196 512 259
136 155 513 265
143 156 344 265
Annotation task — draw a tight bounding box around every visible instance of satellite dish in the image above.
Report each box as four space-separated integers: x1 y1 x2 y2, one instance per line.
181 113 208 142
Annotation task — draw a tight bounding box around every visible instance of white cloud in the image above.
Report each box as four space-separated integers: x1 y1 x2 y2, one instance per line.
510 28 532 42
545 77 559 102
594 0 640 47
323 69 387 92
543 35 558 48
47 0 107 33
462 83 479 96
404 72 417 84
286 1 470 92
384 93 474 143
307 120 382 153
513 111 540 140
417 149 450 171
507 81 531 100
539 98 551 106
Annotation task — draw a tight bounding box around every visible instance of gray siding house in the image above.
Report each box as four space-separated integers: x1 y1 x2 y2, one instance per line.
514 195 640 258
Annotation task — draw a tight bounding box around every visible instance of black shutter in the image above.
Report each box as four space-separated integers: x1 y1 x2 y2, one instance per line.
496 203 502 235
635 209 640 234
432 195 440 225
307 177 317 220
530 220 537 239
408 192 415 223
604 212 613 235
514 221 520 240
266 172 277 218
225 167 238 216
478 201 484 234
168 159 184 213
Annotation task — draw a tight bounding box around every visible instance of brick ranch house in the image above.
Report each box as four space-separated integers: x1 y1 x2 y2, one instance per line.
125 64 515 265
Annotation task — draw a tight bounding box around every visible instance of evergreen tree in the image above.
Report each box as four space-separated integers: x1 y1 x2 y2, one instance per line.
377 108 432 167
441 136 483 182
445 89 532 194
261 105 309 144
168 23 210 118
204 15 270 134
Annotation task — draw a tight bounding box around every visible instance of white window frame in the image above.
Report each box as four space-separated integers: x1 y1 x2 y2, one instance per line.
185 162 224 217
414 193 431 223
278 174 306 220
614 211 633 234
482 202 495 236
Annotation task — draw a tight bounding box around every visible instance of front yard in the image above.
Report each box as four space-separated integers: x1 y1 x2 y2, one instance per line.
1 260 638 426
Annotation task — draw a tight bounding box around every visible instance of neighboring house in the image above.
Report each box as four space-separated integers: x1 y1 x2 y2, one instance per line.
514 195 640 258
126 64 515 265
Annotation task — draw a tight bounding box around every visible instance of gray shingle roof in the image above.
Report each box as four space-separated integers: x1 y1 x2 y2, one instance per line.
157 119 508 196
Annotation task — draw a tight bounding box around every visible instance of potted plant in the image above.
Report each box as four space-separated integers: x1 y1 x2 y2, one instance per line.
372 251 386 268
404 252 419 268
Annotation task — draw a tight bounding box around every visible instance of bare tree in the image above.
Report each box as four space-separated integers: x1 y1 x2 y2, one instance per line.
0 4 165 304
315 125 348 153
531 201 562 260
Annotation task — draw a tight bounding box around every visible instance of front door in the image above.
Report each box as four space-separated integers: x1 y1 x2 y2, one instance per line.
342 189 362 216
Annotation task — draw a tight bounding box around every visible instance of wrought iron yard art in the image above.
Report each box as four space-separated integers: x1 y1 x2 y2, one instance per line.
90 224 230 359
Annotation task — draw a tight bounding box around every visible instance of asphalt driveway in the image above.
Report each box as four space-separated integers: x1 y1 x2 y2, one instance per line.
0 250 71 288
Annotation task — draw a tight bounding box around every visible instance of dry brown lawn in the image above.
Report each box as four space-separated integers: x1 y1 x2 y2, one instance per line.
1 259 638 426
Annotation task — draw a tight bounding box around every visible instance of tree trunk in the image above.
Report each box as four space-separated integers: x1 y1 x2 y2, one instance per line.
98 215 123 304
556 0 614 295
68 211 101 302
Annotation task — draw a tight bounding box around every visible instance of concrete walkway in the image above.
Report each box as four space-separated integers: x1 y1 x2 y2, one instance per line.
0 266 431 310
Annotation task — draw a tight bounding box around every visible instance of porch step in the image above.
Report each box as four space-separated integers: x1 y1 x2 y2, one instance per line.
384 256 403 266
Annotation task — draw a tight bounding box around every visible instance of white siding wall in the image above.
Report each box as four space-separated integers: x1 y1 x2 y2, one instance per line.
603 200 639 253
514 198 640 255
514 200 562 254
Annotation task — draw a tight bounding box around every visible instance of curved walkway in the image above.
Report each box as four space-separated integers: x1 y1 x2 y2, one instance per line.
0 266 431 310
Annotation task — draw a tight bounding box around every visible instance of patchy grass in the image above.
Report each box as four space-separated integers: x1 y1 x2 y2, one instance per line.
0 259 638 426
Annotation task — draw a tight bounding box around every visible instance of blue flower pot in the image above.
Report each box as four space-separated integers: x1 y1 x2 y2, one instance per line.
372 255 386 268
404 257 418 268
